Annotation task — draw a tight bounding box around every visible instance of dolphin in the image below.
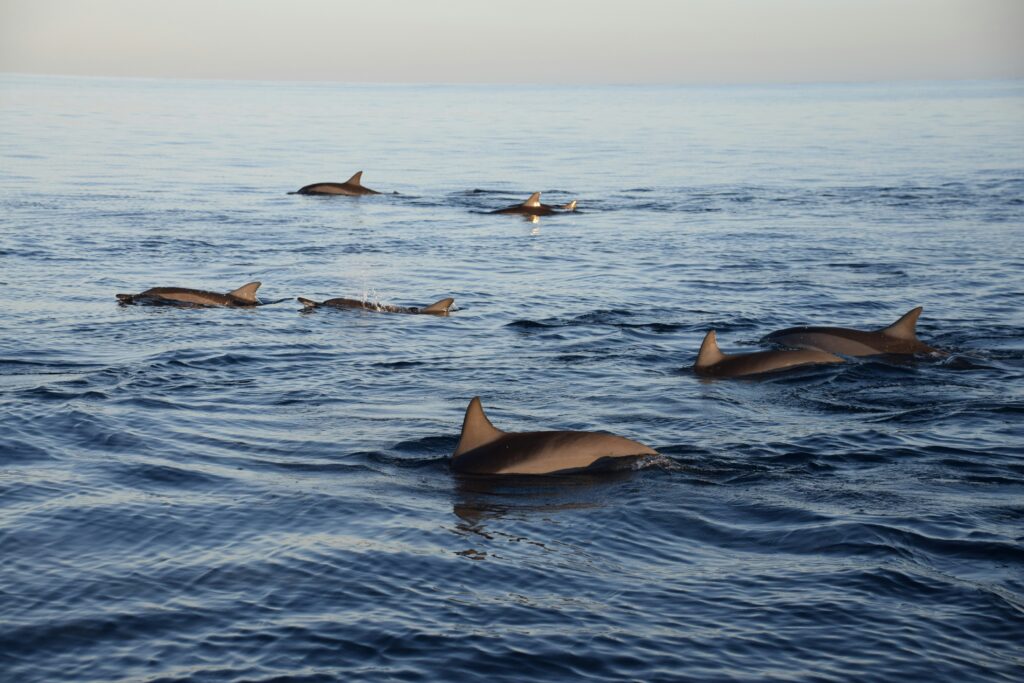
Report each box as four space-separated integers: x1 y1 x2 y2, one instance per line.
291 171 381 196
116 282 263 307
693 330 844 378
491 192 577 216
297 296 454 315
762 306 941 356
450 397 657 475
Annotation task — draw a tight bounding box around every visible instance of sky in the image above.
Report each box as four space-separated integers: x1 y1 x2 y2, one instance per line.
1 0 1022 85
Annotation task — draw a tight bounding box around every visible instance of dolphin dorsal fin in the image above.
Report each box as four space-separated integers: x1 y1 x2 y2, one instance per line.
422 297 454 314
453 397 504 457
345 171 364 186
522 192 542 208
227 281 261 304
880 306 923 340
562 199 577 211
695 330 727 369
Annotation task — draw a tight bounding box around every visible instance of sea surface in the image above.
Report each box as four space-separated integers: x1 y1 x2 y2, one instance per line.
1 75 1022 682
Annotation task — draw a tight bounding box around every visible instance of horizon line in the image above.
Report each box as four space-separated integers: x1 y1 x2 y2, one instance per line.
3 70 1022 90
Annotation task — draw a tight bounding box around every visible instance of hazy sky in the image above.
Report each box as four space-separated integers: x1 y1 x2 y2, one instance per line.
1 0 1022 84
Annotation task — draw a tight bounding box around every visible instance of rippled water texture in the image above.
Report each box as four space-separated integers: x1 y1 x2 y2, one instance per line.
1 76 1023 682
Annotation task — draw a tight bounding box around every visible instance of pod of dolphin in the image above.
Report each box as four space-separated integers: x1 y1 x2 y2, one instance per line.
116 171 945 475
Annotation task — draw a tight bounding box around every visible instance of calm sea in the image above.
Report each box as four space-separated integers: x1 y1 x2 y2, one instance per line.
1 75 1022 682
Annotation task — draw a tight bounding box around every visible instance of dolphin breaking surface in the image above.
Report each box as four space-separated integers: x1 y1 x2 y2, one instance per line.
297 295 454 315
763 306 941 356
116 282 264 307
693 329 844 378
450 397 657 475
490 191 578 215
292 170 382 196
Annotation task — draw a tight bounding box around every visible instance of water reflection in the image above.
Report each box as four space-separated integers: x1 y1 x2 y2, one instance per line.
450 471 630 528
448 472 633 563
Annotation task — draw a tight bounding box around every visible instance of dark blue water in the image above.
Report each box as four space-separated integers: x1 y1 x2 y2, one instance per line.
1 75 1023 682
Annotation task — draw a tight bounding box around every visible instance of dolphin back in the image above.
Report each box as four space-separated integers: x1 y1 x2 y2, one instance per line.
695 329 843 377
452 430 657 475
764 307 938 356
450 397 657 475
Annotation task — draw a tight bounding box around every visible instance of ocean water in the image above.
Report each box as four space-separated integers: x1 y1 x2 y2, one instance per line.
1 74 1022 682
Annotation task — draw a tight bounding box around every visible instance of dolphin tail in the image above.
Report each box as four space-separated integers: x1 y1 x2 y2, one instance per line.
880 306 923 340
453 397 505 458
421 297 455 314
297 297 320 308
562 199 577 211
694 330 727 369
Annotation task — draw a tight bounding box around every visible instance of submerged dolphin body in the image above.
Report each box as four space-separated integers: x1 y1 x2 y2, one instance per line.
298 296 454 315
693 330 843 378
292 171 381 196
450 397 657 475
491 192 577 216
116 282 263 307
762 306 941 356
